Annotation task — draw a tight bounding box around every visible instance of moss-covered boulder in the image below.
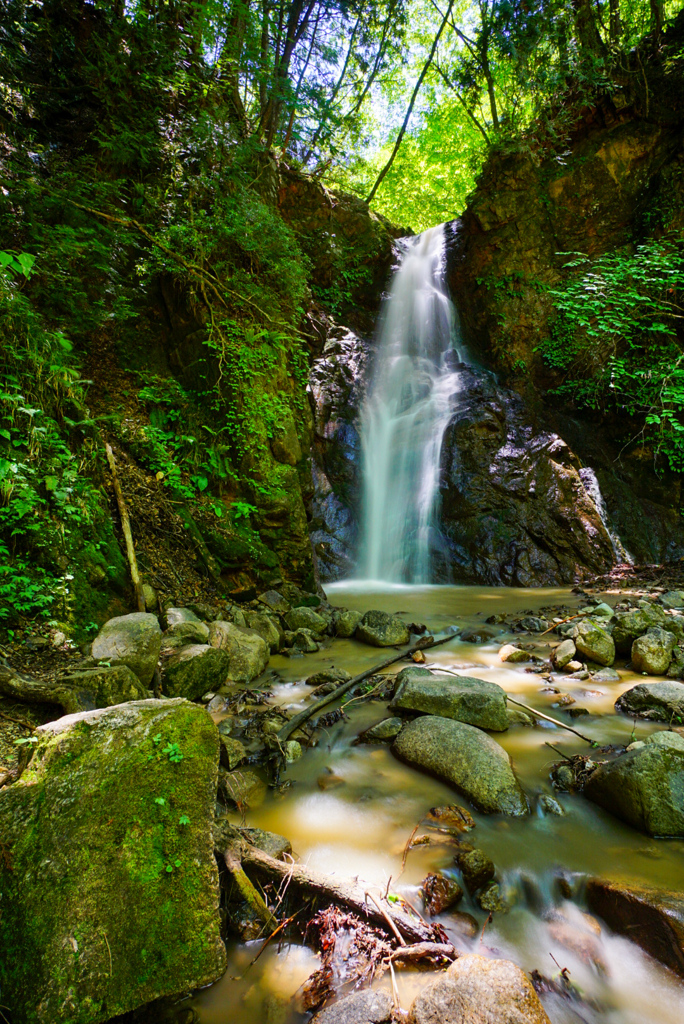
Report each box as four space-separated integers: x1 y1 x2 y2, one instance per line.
0 698 225 1023
355 610 409 647
91 612 162 686
207 621 270 682
631 627 677 675
615 680 684 722
390 668 509 731
574 619 615 666
163 644 233 699
54 664 148 712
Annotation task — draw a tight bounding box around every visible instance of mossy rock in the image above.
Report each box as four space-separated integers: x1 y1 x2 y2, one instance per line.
0 699 226 1023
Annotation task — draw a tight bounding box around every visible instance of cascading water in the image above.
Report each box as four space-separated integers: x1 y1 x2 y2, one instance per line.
579 467 634 564
358 224 463 582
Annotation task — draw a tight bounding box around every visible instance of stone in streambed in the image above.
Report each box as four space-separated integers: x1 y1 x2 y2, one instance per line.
407 954 551 1024
390 668 509 731
243 610 284 653
55 664 147 712
454 846 495 891
553 638 576 668
161 619 211 652
284 606 328 634
659 591 684 610
584 730 684 836
574 619 615 666
207 620 270 681
631 627 676 675
392 716 529 815
219 734 246 770
164 644 233 700
359 717 403 742
612 605 667 653
333 609 363 637
586 878 684 977
0 699 225 1023
91 611 162 686
499 644 530 663
615 680 684 721
422 873 463 914
312 990 392 1024
355 610 409 647
306 668 351 687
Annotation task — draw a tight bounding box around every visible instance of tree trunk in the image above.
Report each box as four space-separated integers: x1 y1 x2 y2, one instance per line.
609 0 622 41
573 0 606 55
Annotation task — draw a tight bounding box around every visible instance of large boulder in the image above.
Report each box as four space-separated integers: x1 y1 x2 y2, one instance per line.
355 610 409 647
312 990 393 1024
612 605 667 653
586 878 684 977
0 699 225 1023
207 621 270 682
334 608 363 637
584 730 684 836
91 612 162 686
390 668 509 731
407 954 551 1024
161 620 211 654
631 627 676 675
616 680 684 722
392 716 529 815
164 644 233 700
574 619 615 667
54 665 148 712
284 606 328 634
243 610 284 653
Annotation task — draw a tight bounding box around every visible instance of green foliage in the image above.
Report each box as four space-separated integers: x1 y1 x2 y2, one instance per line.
539 239 684 469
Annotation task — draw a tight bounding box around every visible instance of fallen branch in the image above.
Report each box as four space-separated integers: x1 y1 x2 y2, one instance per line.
388 942 458 965
236 843 442 945
224 848 279 934
539 614 582 637
105 444 145 613
0 709 35 731
0 660 77 714
506 696 596 745
277 634 456 743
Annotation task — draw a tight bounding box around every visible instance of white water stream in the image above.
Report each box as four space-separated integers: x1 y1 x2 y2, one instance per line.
579 467 633 564
358 225 463 582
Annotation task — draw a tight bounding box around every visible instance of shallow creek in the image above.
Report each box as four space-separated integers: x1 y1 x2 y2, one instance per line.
190 584 684 1024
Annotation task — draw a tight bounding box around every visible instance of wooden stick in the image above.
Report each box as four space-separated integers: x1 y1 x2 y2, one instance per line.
224 848 279 934
0 709 35 731
105 444 145 612
365 891 406 946
237 844 438 944
506 696 595 744
277 634 456 743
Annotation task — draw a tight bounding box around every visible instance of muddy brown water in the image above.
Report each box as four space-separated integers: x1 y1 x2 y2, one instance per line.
189 584 684 1024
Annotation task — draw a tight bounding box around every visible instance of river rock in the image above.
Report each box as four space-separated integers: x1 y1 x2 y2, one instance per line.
284 606 328 634
422 873 464 914
478 882 510 913
553 638 576 668
164 644 233 700
208 621 270 681
584 730 684 835
390 668 509 731
161 619 211 653
293 628 319 652
586 878 684 977
219 767 267 808
407 953 551 1024
631 627 676 675
307 668 351 687
612 605 666 653
574 619 615 666
392 716 529 815
257 589 291 615
591 667 620 682
243 610 284 653
359 717 403 742
0 698 225 1023
355 609 409 647
616 680 684 721
54 664 147 712
312 990 392 1024
91 612 162 686
165 606 205 628
219 735 246 770
454 847 495 891
499 644 530 663
334 608 363 637
659 591 684 610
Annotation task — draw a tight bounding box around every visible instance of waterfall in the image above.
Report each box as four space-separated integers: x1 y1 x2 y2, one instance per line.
579 467 634 564
358 224 463 582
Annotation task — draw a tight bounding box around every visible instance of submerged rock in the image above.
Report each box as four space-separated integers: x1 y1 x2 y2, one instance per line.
355 610 409 647
392 716 529 815
584 730 684 836
408 953 551 1024
615 680 684 722
0 699 225 1023
312 990 392 1024
499 643 530 663
631 627 676 675
91 611 162 686
454 846 495 891
359 717 403 742
422 873 464 914
390 668 509 731
587 878 684 977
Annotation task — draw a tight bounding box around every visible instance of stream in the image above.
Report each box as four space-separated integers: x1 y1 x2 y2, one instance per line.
189 583 684 1024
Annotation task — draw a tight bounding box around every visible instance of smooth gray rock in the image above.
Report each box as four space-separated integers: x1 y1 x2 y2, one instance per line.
284 606 328 634
243 610 283 653
591 667 620 683
584 730 684 836
165 606 205 628
553 638 576 668
91 612 162 686
312 990 392 1024
257 590 291 615
631 627 676 675
161 619 210 653
392 716 529 816
659 591 684 610
407 954 551 1024
574 619 615 666
616 680 684 722
355 610 409 647
390 668 509 731
207 621 270 682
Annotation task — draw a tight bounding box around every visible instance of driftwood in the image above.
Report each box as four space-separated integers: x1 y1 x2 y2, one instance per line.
277 633 456 743
234 843 446 946
105 443 145 612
